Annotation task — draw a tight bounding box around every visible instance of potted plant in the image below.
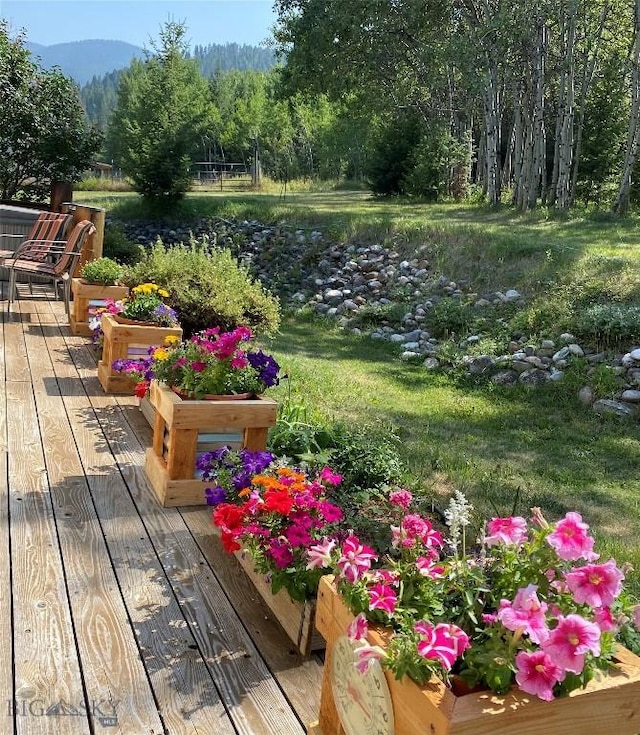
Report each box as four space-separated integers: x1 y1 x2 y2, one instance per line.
115 326 280 506
309 491 640 735
70 257 128 336
94 282 182 394
200 446 344 654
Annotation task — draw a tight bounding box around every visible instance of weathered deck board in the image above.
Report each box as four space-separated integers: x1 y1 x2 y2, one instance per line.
7 376 88 734
54 313 307 735
0 288 15 731
24 299 166 735
1 286 323 734
33 303 236 735
116 390 323 726
43 299 313 734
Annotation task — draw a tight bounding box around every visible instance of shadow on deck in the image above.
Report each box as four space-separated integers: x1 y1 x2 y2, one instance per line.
0 284 322 734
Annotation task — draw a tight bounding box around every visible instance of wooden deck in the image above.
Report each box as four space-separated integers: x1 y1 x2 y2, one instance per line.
0 284 323 735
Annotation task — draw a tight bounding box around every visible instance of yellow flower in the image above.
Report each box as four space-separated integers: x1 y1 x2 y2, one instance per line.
152 347 169 360
164 335 181 346
158 288 169 298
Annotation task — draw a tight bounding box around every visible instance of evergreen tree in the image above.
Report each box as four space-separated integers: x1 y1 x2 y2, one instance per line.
106 21 214 203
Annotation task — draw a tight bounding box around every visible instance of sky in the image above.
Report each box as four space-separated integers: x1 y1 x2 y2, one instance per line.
2 0 277 49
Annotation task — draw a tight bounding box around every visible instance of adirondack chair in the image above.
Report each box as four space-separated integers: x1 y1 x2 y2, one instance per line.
6 219 97 315
0 211 72 262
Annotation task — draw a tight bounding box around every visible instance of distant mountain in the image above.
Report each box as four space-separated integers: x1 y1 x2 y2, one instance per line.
26 39 144 86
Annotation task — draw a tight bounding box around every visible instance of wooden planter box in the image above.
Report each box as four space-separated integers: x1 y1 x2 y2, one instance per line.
212 527 324 656
97 314 182 394
144 380 277 507
310 576 640 735
70 278 129 336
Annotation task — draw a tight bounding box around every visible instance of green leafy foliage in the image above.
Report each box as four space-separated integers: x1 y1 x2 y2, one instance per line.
101 224 142 265
120 239 280 337
106 21 215 203
575 303 640 349
0 21 102 201
80 257 123 285
425 299 474 339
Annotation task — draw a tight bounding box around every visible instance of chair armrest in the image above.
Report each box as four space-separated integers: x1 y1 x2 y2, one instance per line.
8 238 67 260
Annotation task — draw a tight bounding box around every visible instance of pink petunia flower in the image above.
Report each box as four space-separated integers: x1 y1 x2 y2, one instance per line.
370 569 399 586
336 535 378 583
634 605 640 629
415 555 445 578
542 614 601 674
392 515 444 550
497 584 550 644
515 649 565 701
414 621 469 671
368 583 398 616
319 467 343 485
564 559 625 608
593 607 616 633
306 538 337 570
546 512 599 561
389 489 413 508
318 501 343 523
354 644 386 674
485 516 528 546
347 613 368 643
285 524 312 548
268 537 294 569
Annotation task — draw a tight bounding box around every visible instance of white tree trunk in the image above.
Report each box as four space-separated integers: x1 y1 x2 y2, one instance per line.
484 59 502 205
555 2 577 210
613 0 640 214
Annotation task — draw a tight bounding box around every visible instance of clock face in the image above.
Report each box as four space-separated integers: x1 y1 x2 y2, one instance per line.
330 635 395 735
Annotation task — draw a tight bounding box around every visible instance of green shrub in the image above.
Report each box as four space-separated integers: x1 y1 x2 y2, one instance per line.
79 257 123 285
268 399 404 490
575 303 640 349
102 224 142 265
425 298 474 339
120 239 280 337
268 400 337 465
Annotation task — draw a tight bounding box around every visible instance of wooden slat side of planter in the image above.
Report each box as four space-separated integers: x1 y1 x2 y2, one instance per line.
139 395 155 428
233 547 323 656
97 315 182 394
70 279 129 336
313 576 640 735
144 381 277 507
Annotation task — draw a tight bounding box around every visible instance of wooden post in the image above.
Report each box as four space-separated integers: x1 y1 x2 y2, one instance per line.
50 181 73 212
60 202 106 275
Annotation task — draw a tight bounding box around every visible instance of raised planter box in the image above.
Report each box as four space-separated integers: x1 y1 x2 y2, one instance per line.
309 576 640 735
70 278 129 336
212 527 324 656
97 314 182 394
144 380 277 507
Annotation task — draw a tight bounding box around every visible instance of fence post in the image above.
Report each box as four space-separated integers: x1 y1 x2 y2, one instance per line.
60 202 106 275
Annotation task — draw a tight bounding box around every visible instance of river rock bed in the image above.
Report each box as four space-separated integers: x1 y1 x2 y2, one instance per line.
112 217 639 418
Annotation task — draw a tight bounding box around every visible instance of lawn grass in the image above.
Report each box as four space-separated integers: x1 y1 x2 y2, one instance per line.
76 188 640 592
266 315 640 595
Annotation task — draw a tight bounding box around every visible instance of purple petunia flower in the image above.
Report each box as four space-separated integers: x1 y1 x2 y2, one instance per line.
205 486 227 506
247 350 280 388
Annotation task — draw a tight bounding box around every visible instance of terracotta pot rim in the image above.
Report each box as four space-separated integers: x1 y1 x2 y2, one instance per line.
170 386 254 401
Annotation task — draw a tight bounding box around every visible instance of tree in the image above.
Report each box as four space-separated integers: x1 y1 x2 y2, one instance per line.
613 0 640 214
106 21 214 203
0 21 101 201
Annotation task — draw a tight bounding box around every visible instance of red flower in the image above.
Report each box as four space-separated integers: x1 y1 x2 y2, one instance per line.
213 503 247 531
264 488 295 515
134 380 150 398
220 530 241 553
